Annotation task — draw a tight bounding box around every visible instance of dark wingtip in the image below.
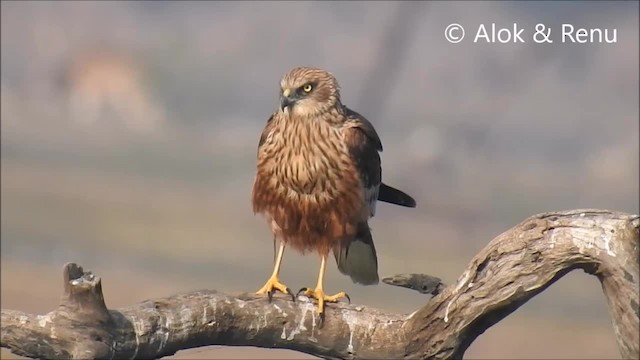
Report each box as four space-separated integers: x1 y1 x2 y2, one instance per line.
378 183 417 208
404 196 417 208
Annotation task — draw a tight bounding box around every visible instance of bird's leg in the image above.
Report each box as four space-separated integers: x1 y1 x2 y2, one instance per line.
297 255 350 325
256 241 294 302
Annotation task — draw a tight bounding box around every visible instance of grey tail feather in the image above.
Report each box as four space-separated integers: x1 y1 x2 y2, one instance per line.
333 223 379 285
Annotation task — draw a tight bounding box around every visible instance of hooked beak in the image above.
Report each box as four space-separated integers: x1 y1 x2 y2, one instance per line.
280 88 296 111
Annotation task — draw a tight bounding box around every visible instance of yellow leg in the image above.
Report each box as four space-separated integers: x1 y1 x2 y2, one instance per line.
256 241 294 301
298 255 350 319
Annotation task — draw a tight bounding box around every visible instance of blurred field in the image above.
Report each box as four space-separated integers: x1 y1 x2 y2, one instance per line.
1 1 638 359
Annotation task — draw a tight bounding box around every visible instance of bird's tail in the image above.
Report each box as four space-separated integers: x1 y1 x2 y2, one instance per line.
333 222 379 285
378 182 416 208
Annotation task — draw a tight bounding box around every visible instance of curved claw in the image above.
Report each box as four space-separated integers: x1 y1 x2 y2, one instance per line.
317 311 326 328
296 287 308 297
286 287 296 302
256 276 293 302
344 293 351 304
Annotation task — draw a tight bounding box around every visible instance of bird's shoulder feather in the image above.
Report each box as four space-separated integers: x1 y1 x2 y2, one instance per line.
343 106 383 152
343 106 417 210
257 113 276 150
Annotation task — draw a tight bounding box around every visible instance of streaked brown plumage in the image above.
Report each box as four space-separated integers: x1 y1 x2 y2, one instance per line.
252 67 416 319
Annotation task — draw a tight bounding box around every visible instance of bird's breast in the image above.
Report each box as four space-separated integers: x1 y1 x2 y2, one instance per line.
259 119 352 197
252 115 369 246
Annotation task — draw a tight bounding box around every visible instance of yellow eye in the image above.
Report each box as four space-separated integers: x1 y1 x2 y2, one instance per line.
302 84 313 93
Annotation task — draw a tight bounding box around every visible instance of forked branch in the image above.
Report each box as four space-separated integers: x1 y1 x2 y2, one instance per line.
1 209 638 359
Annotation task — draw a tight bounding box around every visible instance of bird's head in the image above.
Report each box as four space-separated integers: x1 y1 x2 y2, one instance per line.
278 67 341 117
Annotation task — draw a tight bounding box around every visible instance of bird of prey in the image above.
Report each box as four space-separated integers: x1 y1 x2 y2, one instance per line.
251 67 416 320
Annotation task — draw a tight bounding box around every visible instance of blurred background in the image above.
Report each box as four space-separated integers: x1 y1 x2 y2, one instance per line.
1 1 638 359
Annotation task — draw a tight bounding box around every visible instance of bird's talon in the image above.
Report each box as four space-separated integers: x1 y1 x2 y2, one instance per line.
286 287 295 302
256 276 293 302
296 287 308 297
317 311 326 328
344 293 351 304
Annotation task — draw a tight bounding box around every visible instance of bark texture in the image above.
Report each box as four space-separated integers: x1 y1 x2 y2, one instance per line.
1 209 638 360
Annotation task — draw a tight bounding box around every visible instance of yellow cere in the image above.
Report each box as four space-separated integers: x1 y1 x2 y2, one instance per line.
283 88 291 97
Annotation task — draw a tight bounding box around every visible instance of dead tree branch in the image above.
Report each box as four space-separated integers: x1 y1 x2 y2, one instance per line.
1 209 638 359
382 273 446 295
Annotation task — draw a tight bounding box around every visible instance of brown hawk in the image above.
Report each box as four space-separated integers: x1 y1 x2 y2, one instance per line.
252 67 416 320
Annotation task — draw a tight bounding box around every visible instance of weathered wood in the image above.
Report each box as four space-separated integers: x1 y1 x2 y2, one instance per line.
1 209 638 360
382 273 445 295
404 209 639 359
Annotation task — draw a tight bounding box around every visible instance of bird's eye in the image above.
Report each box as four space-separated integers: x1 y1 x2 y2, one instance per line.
302 84 313 93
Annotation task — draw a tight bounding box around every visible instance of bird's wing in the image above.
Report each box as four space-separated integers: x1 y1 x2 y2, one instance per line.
343 107 416 211
343 107 382 217
330 107 382 285
378 182 416 207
